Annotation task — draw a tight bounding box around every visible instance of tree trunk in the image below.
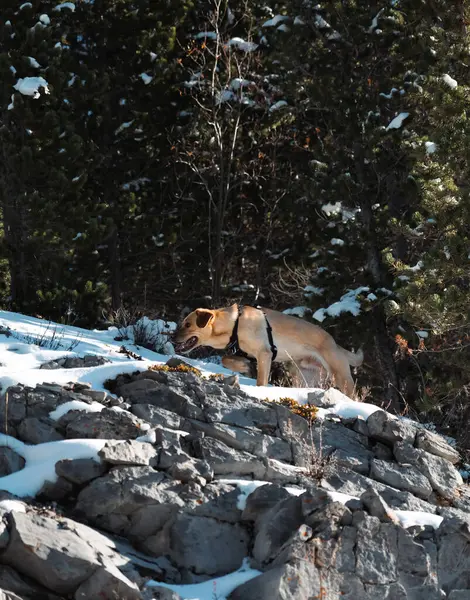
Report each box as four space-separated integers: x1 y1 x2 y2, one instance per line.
109 226 122 311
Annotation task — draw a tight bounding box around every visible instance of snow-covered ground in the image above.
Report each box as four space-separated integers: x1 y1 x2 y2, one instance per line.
0 310 459 600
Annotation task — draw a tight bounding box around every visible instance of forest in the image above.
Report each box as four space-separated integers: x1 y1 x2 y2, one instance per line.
1 0 470 446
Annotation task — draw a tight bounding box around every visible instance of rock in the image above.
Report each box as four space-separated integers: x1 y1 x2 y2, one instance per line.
169 514 250 575
76 467 185 535
0 520 9 550
367 411 416 445
370 459 433 499
229 562 319 600
241 484 291 522
394 442 463 500
415 429 460 464
99 440 158 466
17 417 64 444
65 408 149 440
189 420 292 463
61 355 110 369
253 496 303 564
2 511 101 594
372 442 394 461
38 476 75 501
360 487 394 522
168 458 213 484
322 466 436 513
80 389 108 403
0 448 24 476
74 565 142 599
56 458 107 485
448 592 470 600
191 436 266 479
119 381 204 421
186 482 242 524
331 448 370 475
355 516 398 585
307 501 353 540
437 518 470 594
0 564 63 600
145 587 182 600
131 405 183 430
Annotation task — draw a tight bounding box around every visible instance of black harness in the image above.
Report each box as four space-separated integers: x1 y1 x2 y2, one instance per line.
226 305 278 362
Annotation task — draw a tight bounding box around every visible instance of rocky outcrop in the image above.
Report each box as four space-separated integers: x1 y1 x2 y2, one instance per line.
0 362 468 599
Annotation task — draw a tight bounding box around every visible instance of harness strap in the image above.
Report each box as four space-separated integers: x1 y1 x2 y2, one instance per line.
226 305 277 362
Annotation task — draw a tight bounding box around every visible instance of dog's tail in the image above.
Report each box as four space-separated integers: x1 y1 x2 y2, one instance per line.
341 347 364 368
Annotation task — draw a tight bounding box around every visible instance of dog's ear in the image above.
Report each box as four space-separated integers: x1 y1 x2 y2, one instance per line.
195 309 214 329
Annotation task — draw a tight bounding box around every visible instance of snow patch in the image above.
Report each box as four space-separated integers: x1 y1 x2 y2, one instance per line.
227 38 258 52
49 400 104 421
53 2 75 11
386 112 409 131
0 434 105 497
263 15 289 27
442 74 457 89
146 559 262 598
13 77 50 99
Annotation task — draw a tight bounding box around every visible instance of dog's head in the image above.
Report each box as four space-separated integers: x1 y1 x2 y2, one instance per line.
171 308 215 354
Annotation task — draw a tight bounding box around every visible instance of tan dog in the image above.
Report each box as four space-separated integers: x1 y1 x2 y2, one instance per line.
172 304 363 396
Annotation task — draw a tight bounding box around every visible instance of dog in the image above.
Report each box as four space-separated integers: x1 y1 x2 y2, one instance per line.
171 304 363 396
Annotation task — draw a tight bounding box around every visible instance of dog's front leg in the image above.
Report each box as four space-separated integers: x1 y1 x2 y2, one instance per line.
256 351 272 386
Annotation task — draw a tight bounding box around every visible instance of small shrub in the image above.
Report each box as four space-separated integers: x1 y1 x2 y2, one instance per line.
9 322 81 351
206 373 225 382
265 396 318 423
148 363 202 377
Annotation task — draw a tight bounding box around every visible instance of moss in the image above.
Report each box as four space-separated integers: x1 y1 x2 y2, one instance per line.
266 396 318 422
148 363 202 377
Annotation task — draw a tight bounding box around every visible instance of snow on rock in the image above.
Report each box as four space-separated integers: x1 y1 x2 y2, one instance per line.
39 13 51 24
269 100 288 112
322 202 342 216
393 510 443 530
147 559 262 599
194 31 217 39
49 400 104 421
53 2 75 11
304 285 324 297
0 434 105 497
386 112 410 131
263 15 289 27
7 95 15 111
13 77 50 99
140 73 153 85
313 287 369 322
230 78 253 90
0 499 27 514
442 74 458 89
227 37 258 52
52 2 75 12
27 57 42 68
282 306 311 317
368 8 384 33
